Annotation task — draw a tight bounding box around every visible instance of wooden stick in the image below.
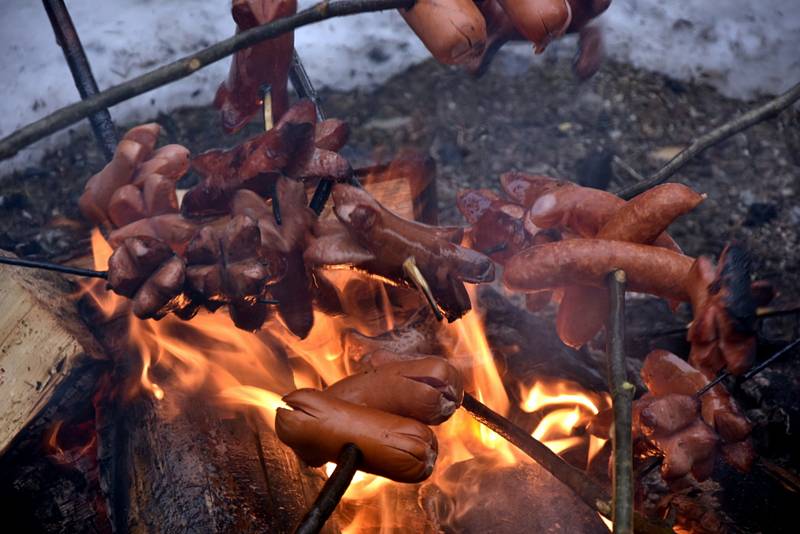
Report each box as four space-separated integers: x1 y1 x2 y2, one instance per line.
42 0 118 160
460 393 671 533
606 270 635 534
0 0 415 161
294 443 361 534
617 79 800 199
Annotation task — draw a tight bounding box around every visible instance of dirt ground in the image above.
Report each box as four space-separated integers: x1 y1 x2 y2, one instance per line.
1 51 799 531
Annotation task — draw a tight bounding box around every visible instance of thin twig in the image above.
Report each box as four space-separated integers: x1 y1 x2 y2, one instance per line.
617 80 800 199
460 393 672 533
606 270 634 534
42 0 118 160
294 443 361 534
612 155 646 184
0 0 415 161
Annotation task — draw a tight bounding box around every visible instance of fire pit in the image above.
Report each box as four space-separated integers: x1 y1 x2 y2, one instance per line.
1 2 799 533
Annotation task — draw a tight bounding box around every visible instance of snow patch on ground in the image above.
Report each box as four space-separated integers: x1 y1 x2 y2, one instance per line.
1 0 798 172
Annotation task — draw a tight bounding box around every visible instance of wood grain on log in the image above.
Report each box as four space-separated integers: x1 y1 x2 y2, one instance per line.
0 251 106 455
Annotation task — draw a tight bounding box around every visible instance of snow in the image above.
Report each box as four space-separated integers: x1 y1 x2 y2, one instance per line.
1 0 798 172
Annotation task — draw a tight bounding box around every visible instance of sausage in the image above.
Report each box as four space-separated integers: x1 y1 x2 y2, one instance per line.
79 123 161 225
499 172 566 207
132 144 191 185
650 419 718 481
183 119 314 217
457 191 530 264
107 236 174 297
214 0 297 132
641 350 750 439
566 0 611 33
276 389 438 483
333 184 494 285
345 308 446 363
398 0 487 65
497 0 572 52
140 174 179 217
108 184 147 227
331 184 493 321
465 0 522 76
528 184 622 236
503 239 694 301
108 214 198 254
573 25 604 80
131 256 186 319
325 357 463 425
556 184 703 348
639 394 699 437
314 119 350 152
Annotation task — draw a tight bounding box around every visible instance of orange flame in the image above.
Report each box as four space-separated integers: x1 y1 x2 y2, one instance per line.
82 219 611 530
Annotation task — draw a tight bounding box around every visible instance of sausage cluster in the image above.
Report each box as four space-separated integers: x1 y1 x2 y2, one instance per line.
588 350 754 483
305 183 495 322
79 100 349 334
214 0 297 132
400 0 611 78
276 356 464 483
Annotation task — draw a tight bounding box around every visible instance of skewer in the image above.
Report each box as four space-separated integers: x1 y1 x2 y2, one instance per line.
402 256 444 321
259 84 283 226
0 256 279 305
293 443 361 534
693 337 800 399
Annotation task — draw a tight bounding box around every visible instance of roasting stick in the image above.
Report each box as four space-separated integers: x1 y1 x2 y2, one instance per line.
0 256 281 305
0 0 417 161
397 262 669 532
617 79 800 200
42 0 118 160
294 443 361 534
605 270 635 534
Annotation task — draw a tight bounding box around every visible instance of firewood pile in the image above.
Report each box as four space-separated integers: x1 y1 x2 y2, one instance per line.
1 1 799 533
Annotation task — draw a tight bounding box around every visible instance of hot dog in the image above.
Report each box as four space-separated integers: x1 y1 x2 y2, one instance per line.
497 0 572 52
276 389 438 483
399 0 487 65
325 357 463 425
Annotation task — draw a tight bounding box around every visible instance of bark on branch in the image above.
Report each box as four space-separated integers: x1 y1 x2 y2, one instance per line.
617 80 800 199
0 0 414 161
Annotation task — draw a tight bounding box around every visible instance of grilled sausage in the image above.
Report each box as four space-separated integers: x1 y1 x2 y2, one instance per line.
276 389 438 483
399 0 487 65
504 239 694 301
325 357 463 425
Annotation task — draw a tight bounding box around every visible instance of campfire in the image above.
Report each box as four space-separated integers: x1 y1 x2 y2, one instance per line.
1 1 799 534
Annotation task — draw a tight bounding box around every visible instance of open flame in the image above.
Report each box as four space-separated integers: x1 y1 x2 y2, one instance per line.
81 221 610 531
